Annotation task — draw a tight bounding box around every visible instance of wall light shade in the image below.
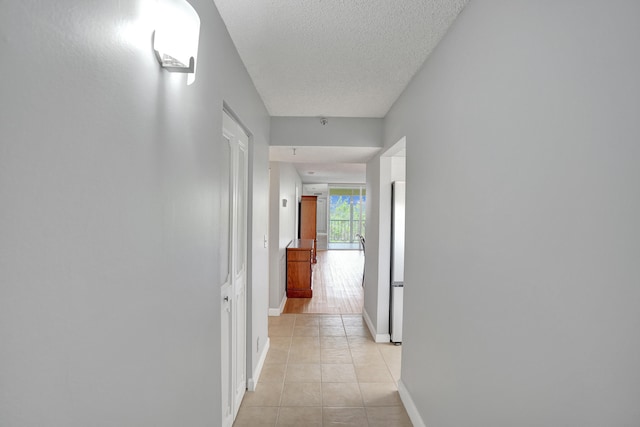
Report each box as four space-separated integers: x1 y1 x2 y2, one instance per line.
153 0 200 85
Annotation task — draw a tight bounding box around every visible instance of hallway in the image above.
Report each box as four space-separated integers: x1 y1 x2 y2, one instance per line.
283 250 364 314
234 314 409 426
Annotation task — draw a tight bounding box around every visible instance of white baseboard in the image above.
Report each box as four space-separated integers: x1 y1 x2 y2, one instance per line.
398 379 426 427
268 295 287 316
247 338 270 391
363 308 391 343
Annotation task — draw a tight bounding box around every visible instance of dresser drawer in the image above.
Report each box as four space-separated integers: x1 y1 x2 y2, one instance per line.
287 249 311 262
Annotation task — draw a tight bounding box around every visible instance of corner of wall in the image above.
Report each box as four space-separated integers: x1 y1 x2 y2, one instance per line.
363 308 391 343
398 380 427 427
268 295 287 316
247 338 270 391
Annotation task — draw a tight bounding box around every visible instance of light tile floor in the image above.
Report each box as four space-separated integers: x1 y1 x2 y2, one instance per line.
233 314 411 427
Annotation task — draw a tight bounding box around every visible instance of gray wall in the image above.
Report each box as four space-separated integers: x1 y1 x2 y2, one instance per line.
271 117 383 147
268 162 302 312
364 155 390 339
364 143 405 341
0 1 270 425
385 0 640 425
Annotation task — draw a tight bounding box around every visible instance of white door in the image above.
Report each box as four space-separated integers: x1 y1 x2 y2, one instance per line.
221 111 248 427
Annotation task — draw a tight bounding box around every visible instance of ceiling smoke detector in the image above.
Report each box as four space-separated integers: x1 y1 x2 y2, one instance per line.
320 117 328 126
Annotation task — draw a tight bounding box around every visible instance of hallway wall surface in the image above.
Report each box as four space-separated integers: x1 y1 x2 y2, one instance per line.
268 162 302 312
364 145 406 341
384 0 640 425
271 117 383 148
0 1 270 426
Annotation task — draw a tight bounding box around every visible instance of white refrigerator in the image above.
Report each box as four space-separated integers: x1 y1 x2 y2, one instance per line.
390 181 405 344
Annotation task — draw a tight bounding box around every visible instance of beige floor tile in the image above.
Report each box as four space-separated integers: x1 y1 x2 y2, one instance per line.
285 363 321 383
350 349 385 366
321 347 353 364
259 364 286 383
294 315 321 326
347 335 377 346
366 406 412 427
344 325 371 337
320 326 347 336
382 355 402 370
269 324 294 337
320 336 350 349
293 325 320 337
269 337 292 351
341 315 365 325
322 363 357 383
380 352 402 367
320 315 344 326
323 407 369 426
288 347 321 364
388 364 402 383
322 383 364 407
277 406 322 427
264 347 289 365
251 314 411 427
379 349 402 364
359 382 403 407
354 364 394 383
233 406 278 427
291 336 320 348
377 343 402 358
281 383 322 406
268 315 296 327
242 382 283 407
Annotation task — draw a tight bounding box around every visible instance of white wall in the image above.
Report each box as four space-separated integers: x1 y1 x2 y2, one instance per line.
364 142 405 342
302 184 329 197
0 1 270 426
268 162 302 313
391 156 406 182
271 117 383 147
363 155 391 340
302 184 328 250
247 113 271 385
385 0 640 425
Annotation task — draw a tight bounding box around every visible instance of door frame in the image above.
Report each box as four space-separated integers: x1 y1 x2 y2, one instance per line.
221 108 250 427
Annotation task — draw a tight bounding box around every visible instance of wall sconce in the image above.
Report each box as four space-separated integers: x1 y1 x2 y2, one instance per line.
153 0 201 85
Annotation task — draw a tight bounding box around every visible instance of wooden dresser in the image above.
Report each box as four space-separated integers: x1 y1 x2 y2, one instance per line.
286 239 314 298
299 195 318 263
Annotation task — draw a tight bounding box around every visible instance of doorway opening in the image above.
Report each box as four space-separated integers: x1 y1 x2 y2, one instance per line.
328 186 366 250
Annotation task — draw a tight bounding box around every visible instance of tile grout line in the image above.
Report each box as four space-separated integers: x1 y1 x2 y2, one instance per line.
274 316 294 427
263 313 403 426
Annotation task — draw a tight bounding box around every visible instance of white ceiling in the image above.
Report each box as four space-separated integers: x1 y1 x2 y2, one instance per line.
215 0 466 183
270 146 380 183
213 0 468 118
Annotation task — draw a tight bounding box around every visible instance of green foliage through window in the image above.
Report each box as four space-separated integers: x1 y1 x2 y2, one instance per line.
329 187 366 243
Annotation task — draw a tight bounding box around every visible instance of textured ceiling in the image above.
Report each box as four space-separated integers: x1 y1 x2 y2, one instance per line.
213 0 468 117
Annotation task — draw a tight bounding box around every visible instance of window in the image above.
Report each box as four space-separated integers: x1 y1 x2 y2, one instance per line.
328 186 366 243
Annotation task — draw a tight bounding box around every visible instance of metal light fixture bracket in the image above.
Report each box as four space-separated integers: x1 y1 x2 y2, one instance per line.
152 0 200 84
153 31 195 73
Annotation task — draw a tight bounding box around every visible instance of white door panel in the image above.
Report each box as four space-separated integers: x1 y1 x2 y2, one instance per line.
220 131 233 427
221 111 248 426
